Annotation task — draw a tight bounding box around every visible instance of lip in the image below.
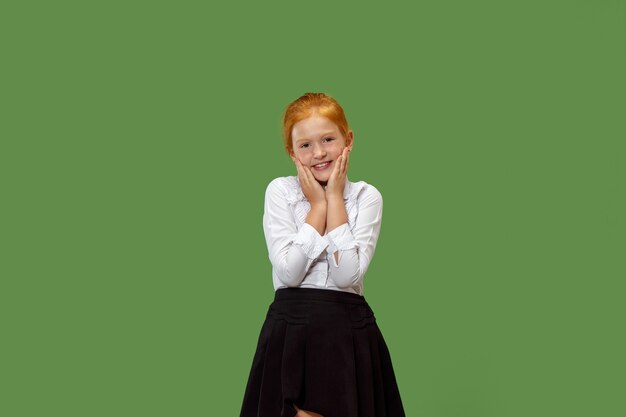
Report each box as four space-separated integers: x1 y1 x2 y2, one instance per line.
312 161 332 170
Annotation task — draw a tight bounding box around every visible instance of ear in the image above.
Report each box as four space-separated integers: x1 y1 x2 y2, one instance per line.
346 130 354 150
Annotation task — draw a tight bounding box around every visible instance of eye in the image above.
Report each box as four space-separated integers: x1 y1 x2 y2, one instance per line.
324 137 334 142
300 143 310 149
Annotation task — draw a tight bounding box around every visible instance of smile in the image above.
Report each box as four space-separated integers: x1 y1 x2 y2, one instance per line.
312 161 331 170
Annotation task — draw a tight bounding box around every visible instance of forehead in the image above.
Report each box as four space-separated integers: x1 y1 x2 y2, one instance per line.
292 115 340 142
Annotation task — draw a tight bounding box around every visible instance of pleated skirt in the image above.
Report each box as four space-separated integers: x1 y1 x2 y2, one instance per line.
239 287 406 417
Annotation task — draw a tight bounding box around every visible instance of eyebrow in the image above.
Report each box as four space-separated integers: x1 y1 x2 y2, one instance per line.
294 131 336 144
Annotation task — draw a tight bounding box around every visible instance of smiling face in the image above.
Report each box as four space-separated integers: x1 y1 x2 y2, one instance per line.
290 114 353 185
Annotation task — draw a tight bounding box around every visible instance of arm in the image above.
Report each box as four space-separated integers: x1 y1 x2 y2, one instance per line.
326 194 348 264
325 186 383 289
263 179 329 287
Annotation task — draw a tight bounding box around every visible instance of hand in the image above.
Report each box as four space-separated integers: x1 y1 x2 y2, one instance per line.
325 147 350 200
292 156 327 207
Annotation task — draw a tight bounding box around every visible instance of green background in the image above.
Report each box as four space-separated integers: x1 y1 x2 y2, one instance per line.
2 1 624 416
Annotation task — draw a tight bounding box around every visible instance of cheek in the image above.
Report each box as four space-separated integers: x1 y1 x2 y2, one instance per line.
331 144 345 156
295 150 310 163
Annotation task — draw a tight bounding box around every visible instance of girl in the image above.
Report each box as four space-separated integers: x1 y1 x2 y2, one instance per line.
239 93 406 417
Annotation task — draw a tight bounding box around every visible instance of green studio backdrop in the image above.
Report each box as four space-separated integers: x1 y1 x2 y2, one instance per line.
1 1 624 416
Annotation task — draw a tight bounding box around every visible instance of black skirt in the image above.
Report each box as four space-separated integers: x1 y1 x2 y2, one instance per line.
239 288 406 417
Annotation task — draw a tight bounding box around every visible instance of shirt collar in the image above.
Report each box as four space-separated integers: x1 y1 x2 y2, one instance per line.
294 176 351 202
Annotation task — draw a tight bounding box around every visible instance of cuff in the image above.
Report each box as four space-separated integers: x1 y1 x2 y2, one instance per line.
326 223 357 254
293 222 330 260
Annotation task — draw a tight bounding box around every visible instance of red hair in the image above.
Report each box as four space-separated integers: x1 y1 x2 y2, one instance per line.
282 92 350 156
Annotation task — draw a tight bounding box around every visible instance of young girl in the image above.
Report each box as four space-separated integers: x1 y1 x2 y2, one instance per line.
239 93 406 417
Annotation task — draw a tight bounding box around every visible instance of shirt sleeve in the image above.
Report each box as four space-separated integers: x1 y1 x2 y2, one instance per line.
263 179 329 287
325 185 383 289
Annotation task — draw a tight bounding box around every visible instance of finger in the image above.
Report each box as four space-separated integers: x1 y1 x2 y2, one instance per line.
295 156 307 171
302 165 320 189
338 153 345 176
329 155 341 180
295 160 309 185
301 163 314 181
293 157 302 173
332 155 340 173
294 158 303 176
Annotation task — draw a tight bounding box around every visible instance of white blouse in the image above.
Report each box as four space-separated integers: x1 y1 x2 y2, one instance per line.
262 176 383 296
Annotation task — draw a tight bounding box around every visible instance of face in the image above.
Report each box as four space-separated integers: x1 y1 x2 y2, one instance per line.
290 115 353 184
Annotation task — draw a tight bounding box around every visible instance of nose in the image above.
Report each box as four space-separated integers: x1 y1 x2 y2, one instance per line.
313 143 326 160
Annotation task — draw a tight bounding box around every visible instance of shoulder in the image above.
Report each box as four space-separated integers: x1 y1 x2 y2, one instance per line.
347 179 383 207
265 176 304 203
